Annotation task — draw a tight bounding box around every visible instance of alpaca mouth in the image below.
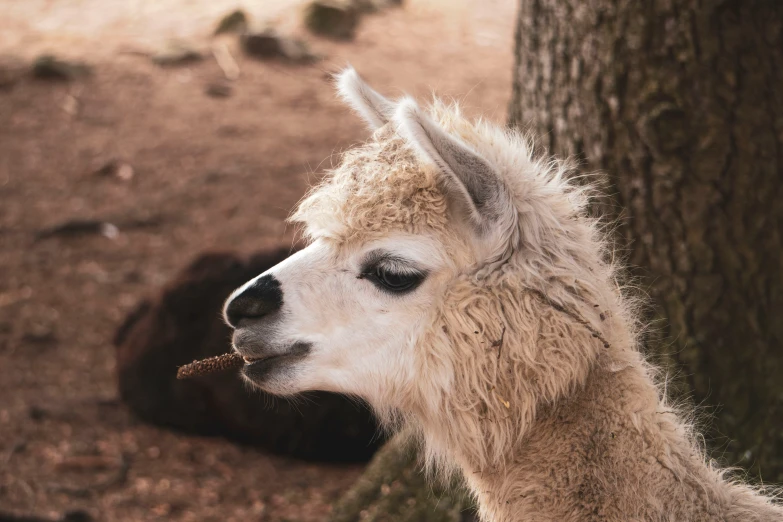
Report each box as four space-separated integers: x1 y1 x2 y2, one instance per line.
237 342 312 383
241 352 287 366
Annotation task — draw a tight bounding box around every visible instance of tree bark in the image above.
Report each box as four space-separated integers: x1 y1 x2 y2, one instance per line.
509 0 783 481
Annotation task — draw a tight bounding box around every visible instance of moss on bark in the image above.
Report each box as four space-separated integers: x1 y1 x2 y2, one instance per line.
330 433 474 522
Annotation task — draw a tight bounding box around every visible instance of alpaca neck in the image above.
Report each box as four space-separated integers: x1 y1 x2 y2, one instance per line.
405 272 781 521
436 360 780 522
460 362 668 521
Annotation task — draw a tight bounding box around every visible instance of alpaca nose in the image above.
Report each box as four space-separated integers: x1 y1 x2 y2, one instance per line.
225 274 283 328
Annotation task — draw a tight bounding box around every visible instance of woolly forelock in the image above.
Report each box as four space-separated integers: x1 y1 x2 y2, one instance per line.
290 122 450 242
292 98 608 271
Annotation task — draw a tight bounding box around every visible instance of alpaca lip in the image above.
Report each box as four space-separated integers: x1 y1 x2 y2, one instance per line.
240 353 292 366
239 342 313 384
236 351 282 365
242 353 284 366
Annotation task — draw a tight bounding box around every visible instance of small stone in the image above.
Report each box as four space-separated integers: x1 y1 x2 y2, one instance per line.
151 41 203 66
32 55 90 81
61 94 78 115
205 82 232 98
93 160 134 181
214 9 248 35
240 29 320 63
304 1 360 41
100 223 120 239
116 163 134 181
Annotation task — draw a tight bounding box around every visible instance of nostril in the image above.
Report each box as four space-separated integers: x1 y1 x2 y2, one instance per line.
225 296 267 327
225 274 283 328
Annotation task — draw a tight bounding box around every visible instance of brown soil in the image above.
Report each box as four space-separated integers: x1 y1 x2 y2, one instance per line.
0 1 515 520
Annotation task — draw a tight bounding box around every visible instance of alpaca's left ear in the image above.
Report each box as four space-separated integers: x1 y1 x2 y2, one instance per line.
395 98 507 231
335 66 395 130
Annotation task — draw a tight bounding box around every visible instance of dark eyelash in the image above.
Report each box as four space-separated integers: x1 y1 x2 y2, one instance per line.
360 251 401 270
358 264 425 280
358 253 427 294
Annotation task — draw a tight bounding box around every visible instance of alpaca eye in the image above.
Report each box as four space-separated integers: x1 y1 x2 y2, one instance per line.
365 265 424 294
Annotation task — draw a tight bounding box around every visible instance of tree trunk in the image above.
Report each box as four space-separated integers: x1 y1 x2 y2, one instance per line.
509 0 783 481
330 2 783 519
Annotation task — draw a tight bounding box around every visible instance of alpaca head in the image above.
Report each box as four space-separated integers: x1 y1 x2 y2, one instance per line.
224 68 615 462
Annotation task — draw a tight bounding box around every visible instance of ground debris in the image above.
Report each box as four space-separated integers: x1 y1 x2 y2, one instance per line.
0 509 93 522
240 28 321 63
490 324 506 360
525 288 611 349
34 220 118 241
92 159 134 181
35 215 164 241
304 1 360 40
151 40 203 66
205 82 232 98
213 9 248 35
211 41 240 80
31 55 90 81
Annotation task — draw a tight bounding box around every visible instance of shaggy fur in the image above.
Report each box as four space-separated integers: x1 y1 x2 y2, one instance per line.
251 69 783 521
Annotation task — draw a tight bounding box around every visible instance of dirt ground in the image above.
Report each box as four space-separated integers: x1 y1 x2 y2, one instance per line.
0 1 515 520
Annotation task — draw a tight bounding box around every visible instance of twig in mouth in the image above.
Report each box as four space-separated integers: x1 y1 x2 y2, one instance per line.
177 352 244 379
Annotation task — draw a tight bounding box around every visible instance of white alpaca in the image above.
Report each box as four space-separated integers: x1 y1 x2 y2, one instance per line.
223 68 783 521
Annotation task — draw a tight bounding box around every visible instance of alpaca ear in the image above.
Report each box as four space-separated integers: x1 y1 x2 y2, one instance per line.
335 66 396 130
395 98 505 230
